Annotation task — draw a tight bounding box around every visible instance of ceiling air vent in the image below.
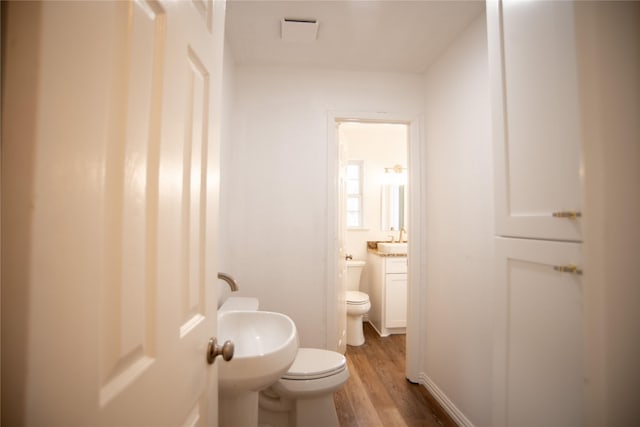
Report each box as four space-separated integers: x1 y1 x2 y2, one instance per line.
281 18 319 42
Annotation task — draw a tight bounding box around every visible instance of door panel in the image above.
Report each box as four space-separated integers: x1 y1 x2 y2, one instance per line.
180 46 210 335
385 273 407 328
488 0 583 241
494 238 584 427
100 0 164 405
1 0 226 424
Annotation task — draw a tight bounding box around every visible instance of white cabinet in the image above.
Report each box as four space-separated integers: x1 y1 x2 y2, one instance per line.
494 238 584 427
385 273 407 328
488 0 583 242
488 1 586 425
368 255 407 336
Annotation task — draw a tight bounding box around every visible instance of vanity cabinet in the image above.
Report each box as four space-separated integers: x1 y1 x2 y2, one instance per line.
368 254 407 336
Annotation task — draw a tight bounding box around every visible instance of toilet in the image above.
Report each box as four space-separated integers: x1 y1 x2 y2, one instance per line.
346 260 370 346
259 348 349 427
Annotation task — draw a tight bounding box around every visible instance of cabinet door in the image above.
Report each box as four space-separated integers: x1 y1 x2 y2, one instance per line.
493 238 584 427
487 0 583 241
385 273 407 328
386 257 408 274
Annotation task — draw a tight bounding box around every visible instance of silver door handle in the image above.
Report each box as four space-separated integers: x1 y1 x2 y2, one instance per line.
207 337 234 364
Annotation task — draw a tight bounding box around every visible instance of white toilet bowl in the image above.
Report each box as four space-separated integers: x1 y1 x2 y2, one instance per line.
346 290 371 346
258 348 349 427
346 260 370 346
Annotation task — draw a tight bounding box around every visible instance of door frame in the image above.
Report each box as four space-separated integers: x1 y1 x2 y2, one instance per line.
326 111 424 381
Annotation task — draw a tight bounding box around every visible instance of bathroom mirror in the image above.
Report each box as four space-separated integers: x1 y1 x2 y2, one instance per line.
381 184 406 231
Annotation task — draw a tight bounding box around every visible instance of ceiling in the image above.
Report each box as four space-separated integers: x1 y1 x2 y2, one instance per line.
225 0 485 74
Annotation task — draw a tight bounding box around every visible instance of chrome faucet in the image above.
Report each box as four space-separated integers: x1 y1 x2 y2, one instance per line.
218 272 239 292
398 227 407 243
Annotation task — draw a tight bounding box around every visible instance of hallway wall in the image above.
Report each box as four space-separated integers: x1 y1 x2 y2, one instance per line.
422 14 494 427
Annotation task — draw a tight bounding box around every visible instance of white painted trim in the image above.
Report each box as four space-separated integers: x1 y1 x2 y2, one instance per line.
419 373 475 427
406 114 425 382
326 111 424 382
326 113 339 351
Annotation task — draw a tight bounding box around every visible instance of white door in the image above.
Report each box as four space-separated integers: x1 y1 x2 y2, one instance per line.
2 0 226 425
487 0 583 241
335 122 349 354
493 238 584 427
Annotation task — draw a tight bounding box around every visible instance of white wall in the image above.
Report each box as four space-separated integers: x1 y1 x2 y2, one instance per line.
218 65 424 348
218 41 237 306
422 14 494 427
576 2 640 425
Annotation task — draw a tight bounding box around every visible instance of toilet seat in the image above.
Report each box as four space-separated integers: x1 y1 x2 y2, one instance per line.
282 348 346 380
346 290 369 305
269 348 350 400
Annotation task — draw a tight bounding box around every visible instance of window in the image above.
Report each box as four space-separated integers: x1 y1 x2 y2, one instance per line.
346 161 363 228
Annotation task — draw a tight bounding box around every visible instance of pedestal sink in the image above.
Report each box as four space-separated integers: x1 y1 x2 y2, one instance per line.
217 310 298 426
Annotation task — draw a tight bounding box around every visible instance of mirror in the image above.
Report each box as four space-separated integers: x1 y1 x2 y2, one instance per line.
381 184 406 231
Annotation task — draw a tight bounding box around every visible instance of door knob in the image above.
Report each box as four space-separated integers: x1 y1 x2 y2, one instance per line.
207 337 234 364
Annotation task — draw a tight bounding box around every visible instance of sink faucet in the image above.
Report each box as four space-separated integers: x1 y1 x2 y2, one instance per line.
398 227 407 243
218 272 239 292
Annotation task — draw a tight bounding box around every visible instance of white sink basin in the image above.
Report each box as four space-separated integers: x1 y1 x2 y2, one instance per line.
218 310 299 396
377 242 408 254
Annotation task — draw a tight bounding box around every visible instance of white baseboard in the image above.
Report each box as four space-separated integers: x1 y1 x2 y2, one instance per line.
418 373 475 427
365 320 388 337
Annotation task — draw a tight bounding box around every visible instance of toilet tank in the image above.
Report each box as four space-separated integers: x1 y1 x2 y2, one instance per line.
346 260 366 291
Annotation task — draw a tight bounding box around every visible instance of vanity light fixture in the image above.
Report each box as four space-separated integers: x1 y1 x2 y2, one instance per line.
383 164 407 186
384 164 406 174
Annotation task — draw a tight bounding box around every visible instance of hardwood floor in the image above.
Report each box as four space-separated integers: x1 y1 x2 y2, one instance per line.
334 322 457 427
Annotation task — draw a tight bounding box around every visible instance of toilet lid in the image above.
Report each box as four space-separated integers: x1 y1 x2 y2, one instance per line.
346 291 369 305
282 348 346 380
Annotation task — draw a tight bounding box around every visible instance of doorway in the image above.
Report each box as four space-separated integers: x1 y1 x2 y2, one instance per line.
326 112 423 381
340 120 408 321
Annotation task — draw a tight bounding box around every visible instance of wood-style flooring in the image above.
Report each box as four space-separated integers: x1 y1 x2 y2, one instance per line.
334 322 457 427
